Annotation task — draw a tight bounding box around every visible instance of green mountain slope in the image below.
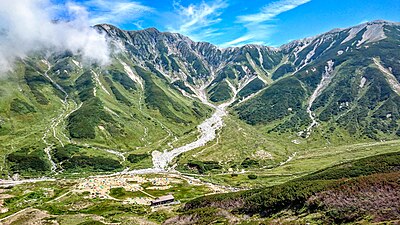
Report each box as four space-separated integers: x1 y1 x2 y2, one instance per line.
176 151 400 224
235 21 400 141
0 20 399 178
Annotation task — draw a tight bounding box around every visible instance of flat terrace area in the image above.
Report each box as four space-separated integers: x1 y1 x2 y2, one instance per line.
74 174 214 205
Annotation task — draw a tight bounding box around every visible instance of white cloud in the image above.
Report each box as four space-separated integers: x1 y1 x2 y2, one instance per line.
221 0 311 47
237 0 311 23
79 0 153 26
0 0 110 73
168 0 228 41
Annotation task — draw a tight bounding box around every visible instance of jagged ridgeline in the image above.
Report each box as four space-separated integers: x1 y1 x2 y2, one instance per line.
0 20 399 176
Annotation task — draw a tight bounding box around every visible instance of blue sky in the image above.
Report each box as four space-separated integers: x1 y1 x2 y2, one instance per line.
53 0 400 47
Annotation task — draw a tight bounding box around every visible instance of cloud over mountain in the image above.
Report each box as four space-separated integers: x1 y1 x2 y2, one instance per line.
0 0 110 73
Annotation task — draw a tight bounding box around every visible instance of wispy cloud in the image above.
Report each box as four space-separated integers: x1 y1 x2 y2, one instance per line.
168 0 228 41
0 0 110 73
221 0 311 47
75 0 154 26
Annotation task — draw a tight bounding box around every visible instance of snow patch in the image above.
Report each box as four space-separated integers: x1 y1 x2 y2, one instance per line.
72 59 82 69
91 70 110 95
257 47 264 69
359 77 367 88
119 60 144 90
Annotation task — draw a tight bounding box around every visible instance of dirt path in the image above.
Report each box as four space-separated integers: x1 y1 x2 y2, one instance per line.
0 207 32 223
0 178 56 187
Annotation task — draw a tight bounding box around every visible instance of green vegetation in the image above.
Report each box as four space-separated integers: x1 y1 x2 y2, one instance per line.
237 78 266 99
208 80 233 103
75 70 95 102
127 153 150 163
24 65 49 105
247 174 257 180
212 67 236 85
184 160 222 174
236 77 306 125
63 155 122 172
108 69 136 91
171 80 195 95
109 187 135 199
78 221 106 225
52 144 123 172
135 66 202 123
300 151 400 181
165 207 231 225
68 97 114 139
180 152 400 224
240 158 259 169
104 76 132 106
52 145 79 163
271 63 295 80
10 98 36 114
6 147 50 175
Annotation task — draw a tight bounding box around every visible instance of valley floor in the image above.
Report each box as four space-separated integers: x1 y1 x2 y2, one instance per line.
0 139 399 224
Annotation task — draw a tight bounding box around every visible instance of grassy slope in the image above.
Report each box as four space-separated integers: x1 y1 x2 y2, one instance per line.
0 55 212 177
178 151 400 225
176 113 400 188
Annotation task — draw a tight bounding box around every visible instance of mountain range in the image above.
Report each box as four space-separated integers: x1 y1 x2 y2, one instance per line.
0 20 400 177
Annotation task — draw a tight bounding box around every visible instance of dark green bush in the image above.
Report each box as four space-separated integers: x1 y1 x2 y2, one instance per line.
209 81 233 103
236 77 306 125
241 158 259 168
63 155 122 172
68 97 113 139
134 66 188 123
53 145 79 163
187 161 222 174
127 154 150 163
7 148 50 173
248 174 258 180
109 69 136 91
10 98 36 114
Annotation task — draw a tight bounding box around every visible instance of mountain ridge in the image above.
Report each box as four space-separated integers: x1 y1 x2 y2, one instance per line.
97 19 398 51
0 19 399 177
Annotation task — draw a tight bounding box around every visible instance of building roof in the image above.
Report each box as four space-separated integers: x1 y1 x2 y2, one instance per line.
151 194 174 204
